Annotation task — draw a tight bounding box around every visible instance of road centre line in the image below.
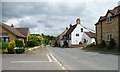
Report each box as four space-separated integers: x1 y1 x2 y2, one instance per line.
47 54 52 62
47 47 66 70
49 53 66 70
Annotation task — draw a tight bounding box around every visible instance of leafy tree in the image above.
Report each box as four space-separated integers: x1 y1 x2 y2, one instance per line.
27 35 44 47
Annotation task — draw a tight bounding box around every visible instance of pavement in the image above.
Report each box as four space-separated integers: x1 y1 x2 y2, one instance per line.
2 45 119 71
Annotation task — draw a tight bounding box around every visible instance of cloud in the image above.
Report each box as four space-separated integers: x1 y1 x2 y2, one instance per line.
2 2 119 36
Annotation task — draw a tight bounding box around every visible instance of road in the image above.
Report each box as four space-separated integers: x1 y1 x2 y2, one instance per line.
2 45 118 70
2 46 63 70
46 45 118 70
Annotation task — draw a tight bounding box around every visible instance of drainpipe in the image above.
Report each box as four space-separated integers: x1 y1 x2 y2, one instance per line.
100 21 103 42
118 14 120 51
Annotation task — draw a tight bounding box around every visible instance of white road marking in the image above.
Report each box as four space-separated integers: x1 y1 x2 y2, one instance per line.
47 54 52 62
49 53 66 70
10 61 51 63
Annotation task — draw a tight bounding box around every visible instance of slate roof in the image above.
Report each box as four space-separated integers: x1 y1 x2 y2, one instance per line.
84 32 96 38
65 24 77 35
1 23 26 38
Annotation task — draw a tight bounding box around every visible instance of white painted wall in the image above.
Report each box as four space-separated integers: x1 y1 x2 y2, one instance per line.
71 24 89 45
82 33 95 45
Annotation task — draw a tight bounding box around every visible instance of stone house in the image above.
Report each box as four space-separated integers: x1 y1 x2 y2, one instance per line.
95 5 120 48
0 23 30 43
57 27 68 47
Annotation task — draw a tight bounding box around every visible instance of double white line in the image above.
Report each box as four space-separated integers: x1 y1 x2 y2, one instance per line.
47 48 66 70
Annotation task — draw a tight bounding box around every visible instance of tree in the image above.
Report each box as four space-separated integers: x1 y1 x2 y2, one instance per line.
27 35 44 47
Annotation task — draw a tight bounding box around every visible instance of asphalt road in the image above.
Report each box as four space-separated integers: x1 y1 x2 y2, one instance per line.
2 45 118 70
2 46 63 70
46 45 118 70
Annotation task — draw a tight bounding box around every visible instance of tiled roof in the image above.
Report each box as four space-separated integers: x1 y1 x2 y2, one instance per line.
96 5 120 25
65 24 77 35
16 28 29 37
84 32 96 38
1 23 25 38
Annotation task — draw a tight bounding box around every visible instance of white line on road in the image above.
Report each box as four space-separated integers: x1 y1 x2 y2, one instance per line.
49 53 66 70
10 61 51 63
47 54 52 62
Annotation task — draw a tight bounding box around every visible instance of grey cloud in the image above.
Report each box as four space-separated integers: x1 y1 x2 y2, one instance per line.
2 2 118 36
2 2 86 19
18 19 37 28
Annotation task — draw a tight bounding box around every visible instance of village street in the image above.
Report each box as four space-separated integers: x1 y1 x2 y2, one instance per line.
2 45 118 70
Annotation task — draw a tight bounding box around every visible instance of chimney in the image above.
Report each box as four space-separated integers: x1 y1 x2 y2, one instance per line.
69 24 72 27
66 27 68 30
11 24 14 27
76 18 80 24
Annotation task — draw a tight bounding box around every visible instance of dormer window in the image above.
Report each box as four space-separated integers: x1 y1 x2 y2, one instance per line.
106 16 112 23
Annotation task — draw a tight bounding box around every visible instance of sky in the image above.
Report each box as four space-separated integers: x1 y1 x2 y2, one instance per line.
1 0 120 36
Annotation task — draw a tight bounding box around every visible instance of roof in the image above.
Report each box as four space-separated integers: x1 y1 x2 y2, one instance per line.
65 24 77 35
59 29 68 40
16 28 29 37
1 23 25 38
96 5 120 25
84 32 96 38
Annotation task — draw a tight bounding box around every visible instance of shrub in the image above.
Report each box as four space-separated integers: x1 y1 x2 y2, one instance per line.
15 48 25 54
107 39 116 49
98 40 106 48
15 39 24 47
7 40 16 54
2 42 9 50
0 42 8 50
26 40 36 47
86 43 96 48
63 41 68 47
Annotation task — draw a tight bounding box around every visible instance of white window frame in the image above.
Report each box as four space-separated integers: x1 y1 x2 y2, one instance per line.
106 16 112 23
107 33 112 41
76 34 79 37
81 28 83 32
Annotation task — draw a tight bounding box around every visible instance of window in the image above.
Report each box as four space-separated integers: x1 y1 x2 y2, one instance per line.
81 28 83 32
106 16 112 23
76 34 79 37
69 35 71 40
0 37 10 42
107 33 112 41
